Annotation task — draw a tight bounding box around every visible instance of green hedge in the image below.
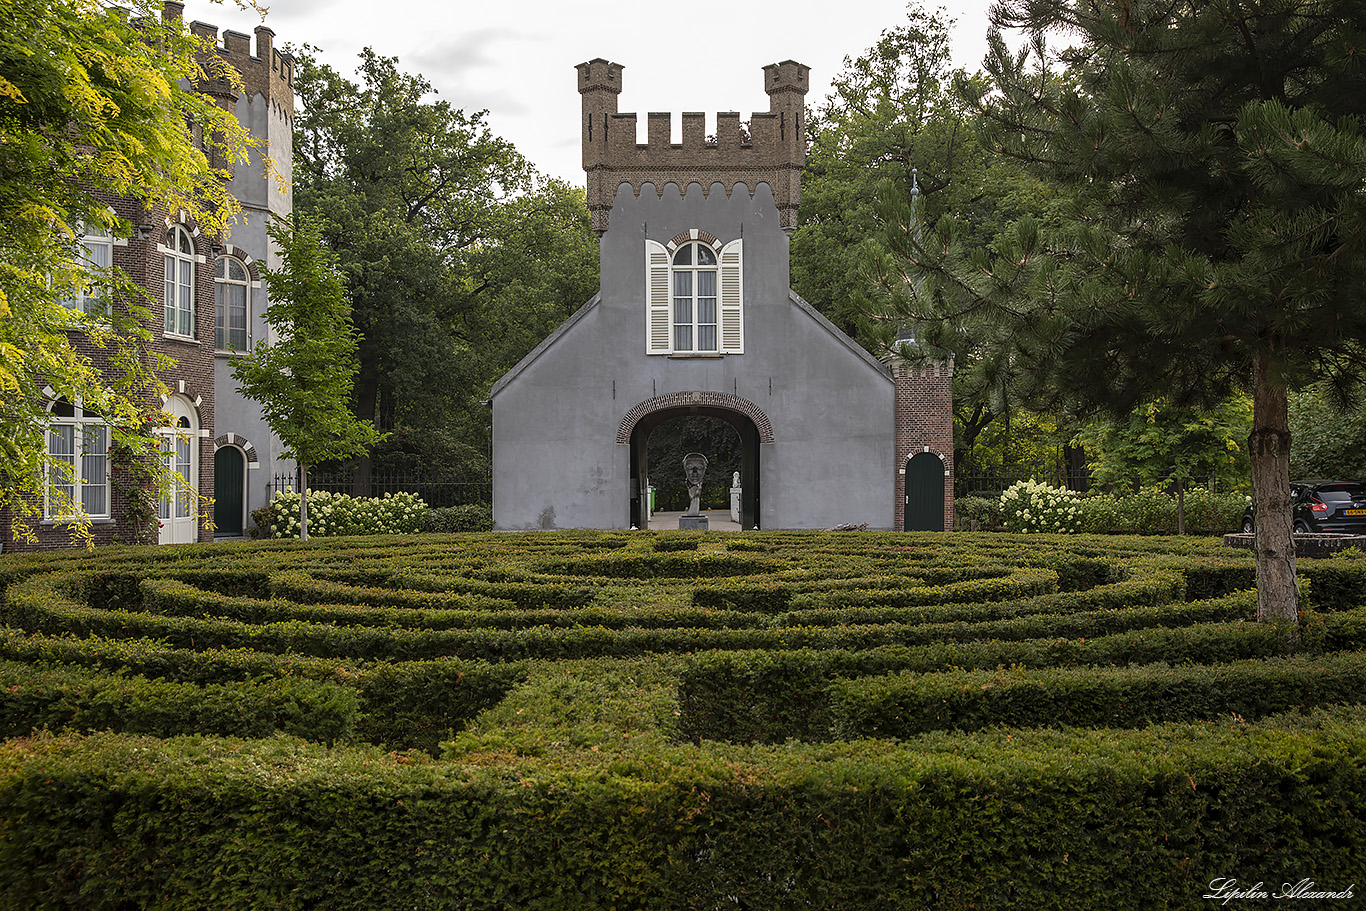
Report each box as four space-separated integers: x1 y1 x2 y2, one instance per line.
2 530 1360 907
0 710 1361 909
833 650 1366 738
0 660 359 743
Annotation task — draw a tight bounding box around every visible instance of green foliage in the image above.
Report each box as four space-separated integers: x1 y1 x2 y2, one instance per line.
833 651 1366 738
424 504 494 533
1073 396 1253 493
792 4 1057 470
999 480 1083 533
1289 383 1366 480
953 495 1004 531
291 49 597 482
0 0 256 545
870 0 1366 625
1078 488 1248 536
230 214 383 540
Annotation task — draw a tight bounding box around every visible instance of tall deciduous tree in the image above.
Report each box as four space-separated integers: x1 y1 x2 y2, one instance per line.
230 215 381 542
290 47 533 489
1072 397 1253 532
0 0 255 542
871 0 1366 633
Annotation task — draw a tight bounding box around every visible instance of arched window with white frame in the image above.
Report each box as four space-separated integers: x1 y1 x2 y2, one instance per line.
163 226 196 338
215 255 250 351
645 236 743 355
63 225 114 317
44 397 110 520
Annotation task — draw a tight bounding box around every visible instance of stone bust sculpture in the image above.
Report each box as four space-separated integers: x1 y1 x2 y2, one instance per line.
682 452 708 516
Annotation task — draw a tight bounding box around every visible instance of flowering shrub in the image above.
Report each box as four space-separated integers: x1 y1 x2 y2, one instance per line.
258 489 428 539
998 480 1083 533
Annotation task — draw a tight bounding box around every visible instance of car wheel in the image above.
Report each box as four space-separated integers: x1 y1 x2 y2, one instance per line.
1293 520 1312 534
1242 515 1255 534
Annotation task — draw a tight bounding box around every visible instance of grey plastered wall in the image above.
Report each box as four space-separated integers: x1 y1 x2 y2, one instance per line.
214 90 296 530
491 180 894 530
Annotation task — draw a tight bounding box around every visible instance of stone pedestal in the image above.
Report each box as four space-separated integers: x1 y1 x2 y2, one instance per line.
678 515 709 530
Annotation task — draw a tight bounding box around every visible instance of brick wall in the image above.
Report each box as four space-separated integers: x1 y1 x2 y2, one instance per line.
2 199 216 553
893 358 955 531
577 59 809 234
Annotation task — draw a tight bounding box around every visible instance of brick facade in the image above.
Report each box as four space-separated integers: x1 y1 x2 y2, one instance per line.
577 58 809 234
893 358 955 531
1 2 288 552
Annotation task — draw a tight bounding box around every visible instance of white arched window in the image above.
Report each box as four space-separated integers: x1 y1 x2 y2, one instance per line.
645 236 743 355
63 225 114 317
163 226 196 338
44 397 109 519
214 256 250 351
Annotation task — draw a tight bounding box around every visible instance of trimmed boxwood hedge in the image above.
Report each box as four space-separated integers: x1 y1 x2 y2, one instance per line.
0 530 1361 907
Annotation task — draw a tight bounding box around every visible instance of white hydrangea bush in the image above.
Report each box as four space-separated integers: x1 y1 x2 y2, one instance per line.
265 489 429 539
998 480 1083 534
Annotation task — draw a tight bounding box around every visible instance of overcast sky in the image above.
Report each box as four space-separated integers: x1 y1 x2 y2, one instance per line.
202 0 1000 184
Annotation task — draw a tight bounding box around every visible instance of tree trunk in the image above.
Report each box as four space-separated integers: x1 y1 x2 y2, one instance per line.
1249 348 1298 633
299 460 310 543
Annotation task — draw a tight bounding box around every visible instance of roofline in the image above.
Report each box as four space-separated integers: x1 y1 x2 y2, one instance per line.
489 293 601 399
787 289 893 382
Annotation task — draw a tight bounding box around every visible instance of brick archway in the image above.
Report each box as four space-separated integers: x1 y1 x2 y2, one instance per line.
617 392 774 445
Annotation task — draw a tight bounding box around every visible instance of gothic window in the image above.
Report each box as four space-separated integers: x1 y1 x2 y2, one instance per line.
44 397 110 519
163 225 196 338
215 256 250 351
645 236 743 355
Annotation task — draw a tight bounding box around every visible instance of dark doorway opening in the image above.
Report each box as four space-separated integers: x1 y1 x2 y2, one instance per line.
904 451 945 531
628 408 760 529
214 446 246 537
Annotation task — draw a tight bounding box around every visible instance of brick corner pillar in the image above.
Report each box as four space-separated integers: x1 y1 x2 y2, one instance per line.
893 357 954 531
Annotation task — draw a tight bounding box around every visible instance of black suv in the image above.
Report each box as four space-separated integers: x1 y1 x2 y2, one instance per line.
1241 481 1366 534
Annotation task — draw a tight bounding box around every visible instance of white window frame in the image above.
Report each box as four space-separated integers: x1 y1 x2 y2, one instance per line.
645 236 743 355
62 227 116 318
163 225 196 339
214 255 251 352
671 241 719 353
44 398 111 520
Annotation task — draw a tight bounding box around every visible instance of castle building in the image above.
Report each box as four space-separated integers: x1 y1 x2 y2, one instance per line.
1 2 294 551
489 60 953 531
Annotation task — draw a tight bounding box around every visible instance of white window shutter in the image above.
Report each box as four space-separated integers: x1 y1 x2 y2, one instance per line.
719 238 743 354
645 240 671 354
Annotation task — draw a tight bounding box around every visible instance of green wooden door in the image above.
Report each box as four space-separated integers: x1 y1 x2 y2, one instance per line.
904 452 944 532
214 447 245 536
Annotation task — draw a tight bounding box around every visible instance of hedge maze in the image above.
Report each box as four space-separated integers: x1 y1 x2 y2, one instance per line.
1 532 1363 908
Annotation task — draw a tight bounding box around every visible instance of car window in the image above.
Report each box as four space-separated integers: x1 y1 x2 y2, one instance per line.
1315 485 1366 502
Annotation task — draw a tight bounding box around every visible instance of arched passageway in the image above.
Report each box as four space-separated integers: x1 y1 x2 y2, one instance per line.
621 394 769 530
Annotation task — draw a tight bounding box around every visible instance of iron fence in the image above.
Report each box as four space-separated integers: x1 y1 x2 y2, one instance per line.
267 469 491 509
955 465 1092 499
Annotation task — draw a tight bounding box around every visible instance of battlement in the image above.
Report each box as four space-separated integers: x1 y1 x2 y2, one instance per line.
163 2 294 116
577 59 810 234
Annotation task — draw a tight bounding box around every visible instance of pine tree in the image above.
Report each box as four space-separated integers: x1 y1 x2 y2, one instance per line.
872 0 1366 636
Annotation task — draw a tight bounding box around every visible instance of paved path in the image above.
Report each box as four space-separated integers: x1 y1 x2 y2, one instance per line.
645 509 742 531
